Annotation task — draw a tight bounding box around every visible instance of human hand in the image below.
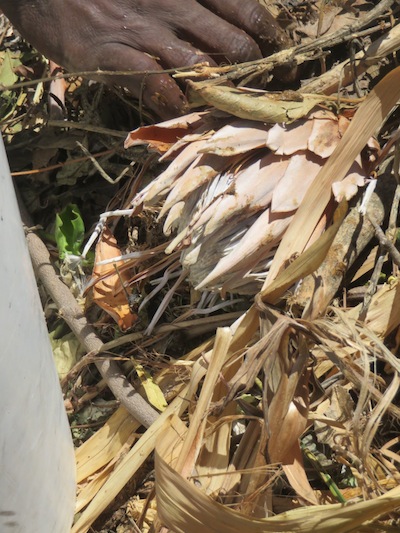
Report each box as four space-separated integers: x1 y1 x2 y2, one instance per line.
1 0 290 118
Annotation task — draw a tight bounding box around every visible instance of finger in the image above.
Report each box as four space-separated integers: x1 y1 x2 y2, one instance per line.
199 0 291 54
94 43 188 119
163 0 262 63
134 20 220 69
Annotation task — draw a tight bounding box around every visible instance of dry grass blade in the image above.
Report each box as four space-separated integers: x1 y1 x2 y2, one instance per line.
75 406 139 483
360 373 399 465
291 178 392 319
71 387 190 533
365 279 400 337
155 447 400 533
174 327 233 478
259 200 347 304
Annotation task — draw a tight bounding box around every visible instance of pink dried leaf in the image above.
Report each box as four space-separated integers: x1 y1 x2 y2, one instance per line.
266 119 313 155
182 174 234 237
199 153 287 237
271 151 323 213
332 159 367 201
159 153 234 217
200 119 269 156
139 140 208 204
308 115 347 158
163 201 185 236
197 209 290 290
159 130 213 162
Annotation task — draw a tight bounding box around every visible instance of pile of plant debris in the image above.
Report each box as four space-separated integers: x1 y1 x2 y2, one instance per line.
2 0 400 531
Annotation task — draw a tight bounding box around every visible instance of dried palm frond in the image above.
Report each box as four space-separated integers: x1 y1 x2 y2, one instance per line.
126 106 375 296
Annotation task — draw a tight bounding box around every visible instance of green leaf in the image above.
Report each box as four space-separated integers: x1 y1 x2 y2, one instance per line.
55 204 85 258
0 50 20 87
0 50 22 122
49 330 84 378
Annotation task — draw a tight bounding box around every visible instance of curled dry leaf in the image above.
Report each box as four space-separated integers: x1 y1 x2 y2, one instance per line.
124 111 208 154
91 228 138 330
188 84 328 123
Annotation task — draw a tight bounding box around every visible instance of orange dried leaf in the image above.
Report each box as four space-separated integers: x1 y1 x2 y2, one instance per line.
124 111 206 153
92 228 137 330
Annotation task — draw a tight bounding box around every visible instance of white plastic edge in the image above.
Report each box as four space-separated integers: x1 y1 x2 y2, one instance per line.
0 137 76 532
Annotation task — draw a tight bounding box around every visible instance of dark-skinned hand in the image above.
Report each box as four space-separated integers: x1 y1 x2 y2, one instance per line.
0 0 290 118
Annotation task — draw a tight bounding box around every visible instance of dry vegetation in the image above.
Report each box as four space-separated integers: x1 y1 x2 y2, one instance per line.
2 0 400 531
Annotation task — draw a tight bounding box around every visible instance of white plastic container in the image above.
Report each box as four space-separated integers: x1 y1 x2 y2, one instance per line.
0 138 76 532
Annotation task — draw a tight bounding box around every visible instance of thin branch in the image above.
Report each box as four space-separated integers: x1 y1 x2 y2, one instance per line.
369 216 400 267
17 193 159 429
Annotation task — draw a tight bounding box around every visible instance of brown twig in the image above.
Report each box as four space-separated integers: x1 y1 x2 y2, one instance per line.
47 119 127 138
189 0 397 87
25 227 159 428
17 193 159 429
369 215 400 267
297 0 395 54
11 147 116 177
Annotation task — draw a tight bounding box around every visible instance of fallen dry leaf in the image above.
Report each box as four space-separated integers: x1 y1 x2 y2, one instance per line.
91 228 138 330
124 111 207 153
155 433 400 533
190 84 327 123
